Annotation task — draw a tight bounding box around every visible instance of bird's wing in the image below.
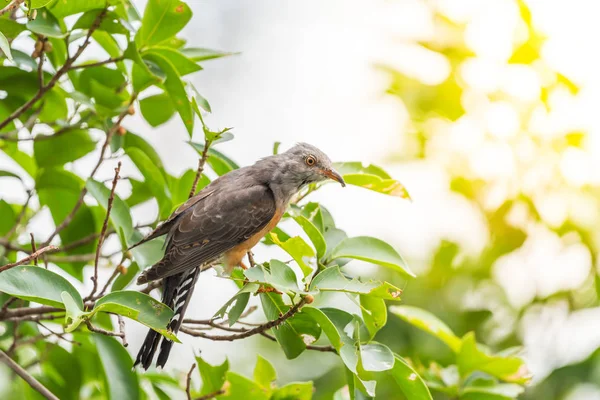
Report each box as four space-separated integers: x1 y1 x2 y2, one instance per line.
128 189 216 250
139 184 276 282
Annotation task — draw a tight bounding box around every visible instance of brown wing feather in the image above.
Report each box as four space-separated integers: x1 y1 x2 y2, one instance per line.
137 184 276 283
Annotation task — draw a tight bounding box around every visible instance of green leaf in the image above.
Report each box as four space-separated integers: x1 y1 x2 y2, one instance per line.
181 47 235 62
457 333 528 383
132 61 162 92
0 200 17 236
49 0 106 17
137 0 192 48
0 265 83 309
389 355 432 400
244 260 300 293
327 236 414 278
36 167 83 192
34 129 96 168
10 49 37 70
333 162 410 199
73 10 129 34
30 0 53 8
195 356 229 396
213 283 259 325
293 215 326 260
460 384 525 400
26 9 65 38
269 233 315 277
389 306 462 352
189 142 240 175
145 47 201 76
0 170 21 181
95 334 141 400
359 342 394 372
128 230 165 269
271 382 314 400
143 52 194 136
92 291 178 341
303 306 342 350
0 18 26 39
0 31 12 61
126 147 172 219
253 355 277 389
123 132 165 169
86 178 134 244
61 291 86 332
260 292 306 359
111 262 140 291
309 267 403 301
360 295 386 339
139 93 176 127
220 372 269 400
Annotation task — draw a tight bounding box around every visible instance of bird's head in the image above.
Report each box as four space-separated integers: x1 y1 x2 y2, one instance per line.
282 142 346 188
260 143 345 196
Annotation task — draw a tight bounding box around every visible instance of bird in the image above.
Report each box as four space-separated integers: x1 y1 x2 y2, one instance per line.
132 142 345 370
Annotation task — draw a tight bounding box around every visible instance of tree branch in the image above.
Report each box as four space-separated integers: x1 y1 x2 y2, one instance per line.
0 0 25 17
186 363 196 400
0 245 59 273
189 139 211 199
196 389 225 400
87 162 121 300
68 55 125 71
181 296 309 341
0 349 59 400
0 8 108 131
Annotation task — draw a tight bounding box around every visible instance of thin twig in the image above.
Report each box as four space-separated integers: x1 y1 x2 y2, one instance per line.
36 38 46 88
68 55 125 70
84 320 126 341
186 363 196 400
196 389 225 400
0 306 63 321
37 322 80 346
0 245 59 273
87 162 121 300
117 315 128 347
0 349 59 400
29 234 38 266
181 297 309 341
188 139 211 199
259 331 336 353
0 0 25 17
0 8 108 131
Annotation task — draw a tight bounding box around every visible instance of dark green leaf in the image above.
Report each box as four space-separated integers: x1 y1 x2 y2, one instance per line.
0 265 83 308
327 236 414 278
30 0 53 8
112 262 140 291
126 147 172 219
0 18 26 39
293 215 326 260
0 200 17 236
143 52 194 136
213 283 259 325
95 334 141 400
189 142 240 175
460 384 525 400
73 10 129 34
389 306 461 352
137 0 192 48
260 292 306 359
244 259 300 293
128 229 165 269
34 129 96 168
26 9 64 38
86 178 134 243
50 0 106 17
139 93 176 127
303 306 342 350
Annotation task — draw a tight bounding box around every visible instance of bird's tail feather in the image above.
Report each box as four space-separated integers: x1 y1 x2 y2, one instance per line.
133 267 200 370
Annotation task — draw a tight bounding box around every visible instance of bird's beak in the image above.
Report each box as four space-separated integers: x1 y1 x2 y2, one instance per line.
321 168 346 187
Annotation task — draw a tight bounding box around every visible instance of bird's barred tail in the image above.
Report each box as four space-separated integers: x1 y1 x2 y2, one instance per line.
134 266 200 369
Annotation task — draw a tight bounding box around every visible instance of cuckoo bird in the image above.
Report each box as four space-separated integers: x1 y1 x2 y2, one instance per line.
133 143 345 369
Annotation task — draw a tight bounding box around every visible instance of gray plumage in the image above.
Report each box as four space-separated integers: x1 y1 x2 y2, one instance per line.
133 142 344 369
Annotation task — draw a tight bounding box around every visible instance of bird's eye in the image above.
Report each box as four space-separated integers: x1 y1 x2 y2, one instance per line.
305 155 317 166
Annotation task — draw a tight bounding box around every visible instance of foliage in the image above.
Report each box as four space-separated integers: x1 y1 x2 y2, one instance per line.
0 1 531 400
